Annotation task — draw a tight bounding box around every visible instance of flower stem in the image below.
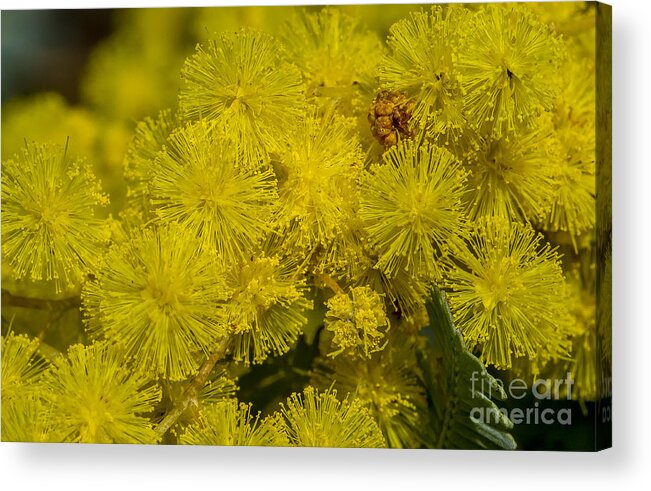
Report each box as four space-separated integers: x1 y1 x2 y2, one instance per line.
154 335 232 439
314 273 345 295
1 289 81 311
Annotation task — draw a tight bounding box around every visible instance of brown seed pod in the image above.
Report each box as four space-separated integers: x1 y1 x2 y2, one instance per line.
368 90 415 148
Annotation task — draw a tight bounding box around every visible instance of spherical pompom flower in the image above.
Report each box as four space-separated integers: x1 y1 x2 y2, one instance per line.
545 269 599 401
2 142 108 292
1 331 47 402
275 107 364 262
359 140 467 280
1 331 55 443
324 286 390 359
1 394 61 443
179 28 305 165
457 4 565 136
379 6 469 147
180 400 288 446
543 127 595 245
542 58 596 247
444 218 571 370
150 121 279 262
462 115 557 224
123 108 178 216
278 386 386 448
280 7 382 111
40 342 161 444
313 333 427 448
83 224 231 381
227 254 311 365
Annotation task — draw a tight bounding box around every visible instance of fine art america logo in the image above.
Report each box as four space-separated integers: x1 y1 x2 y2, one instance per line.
470 372 574 426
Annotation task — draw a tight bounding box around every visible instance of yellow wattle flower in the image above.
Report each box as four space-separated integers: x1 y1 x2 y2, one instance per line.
123 108 178 217
544 127 596 246
379 6 469 149
324 286 390 359
82 224 231 381
313 332 427 448
457 4 565 137
227 254 311 365
278 386 386 448
360 140 468 280
520 265 600 402
542 57 596 247
1 331 46 402
558 270 599 401
463 113 558 224
274 107 364 268
0 4 604 449
445 217 571 370
180 399 287 446
1 394 60 443
150 120 279 262
179 28 305 165
41 342 162 444
281 7 383 113
1 142 109 293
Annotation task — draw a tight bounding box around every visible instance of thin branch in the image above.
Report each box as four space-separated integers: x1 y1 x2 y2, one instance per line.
154 336 231 438
314 273 345 295
2 289 81 311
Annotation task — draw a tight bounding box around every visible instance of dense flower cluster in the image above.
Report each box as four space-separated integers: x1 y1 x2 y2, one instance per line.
2 3 605 447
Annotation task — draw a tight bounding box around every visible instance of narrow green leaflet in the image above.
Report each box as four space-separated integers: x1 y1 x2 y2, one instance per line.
417 287 517 450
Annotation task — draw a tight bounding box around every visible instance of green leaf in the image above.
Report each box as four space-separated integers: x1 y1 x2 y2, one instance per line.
417 286 517 450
